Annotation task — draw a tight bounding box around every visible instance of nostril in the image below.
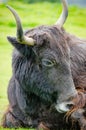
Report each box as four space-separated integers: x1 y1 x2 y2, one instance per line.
67 103 74 109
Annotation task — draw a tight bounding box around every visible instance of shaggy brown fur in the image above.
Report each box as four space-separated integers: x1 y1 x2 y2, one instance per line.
64 33 86 130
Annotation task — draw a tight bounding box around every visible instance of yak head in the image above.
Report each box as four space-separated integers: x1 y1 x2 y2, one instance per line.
7 0 77 113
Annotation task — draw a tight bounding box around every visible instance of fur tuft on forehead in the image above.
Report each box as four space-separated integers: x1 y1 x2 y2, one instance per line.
25 25 69 57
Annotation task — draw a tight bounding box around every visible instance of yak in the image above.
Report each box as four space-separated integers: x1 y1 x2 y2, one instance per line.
2 0 86 130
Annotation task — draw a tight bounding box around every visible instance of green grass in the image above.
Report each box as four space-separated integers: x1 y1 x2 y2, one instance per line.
0 1 86 129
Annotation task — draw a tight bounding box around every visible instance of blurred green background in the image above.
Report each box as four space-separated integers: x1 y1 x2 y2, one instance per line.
0 0 86 129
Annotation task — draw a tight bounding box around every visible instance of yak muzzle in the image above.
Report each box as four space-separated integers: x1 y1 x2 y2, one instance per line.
55 91 78 113
55 101 74 113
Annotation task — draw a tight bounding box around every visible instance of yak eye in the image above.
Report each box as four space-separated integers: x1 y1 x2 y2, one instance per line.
42 59 55 67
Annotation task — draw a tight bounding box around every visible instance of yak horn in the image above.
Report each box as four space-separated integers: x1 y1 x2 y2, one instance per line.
6 5 35 46
55 0 68 27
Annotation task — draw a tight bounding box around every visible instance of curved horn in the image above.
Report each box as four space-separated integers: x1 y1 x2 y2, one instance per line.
55 0 68 28
6 5 35 46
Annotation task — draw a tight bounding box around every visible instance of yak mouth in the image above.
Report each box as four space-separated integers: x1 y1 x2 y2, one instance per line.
55 102 73 113
56 89 86 115
56 89 86 128
55 101 74 113
55 91 78 113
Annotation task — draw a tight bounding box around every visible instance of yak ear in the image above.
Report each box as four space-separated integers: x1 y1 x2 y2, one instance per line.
7 36 34 57
7 36 18 45
7 36 25 49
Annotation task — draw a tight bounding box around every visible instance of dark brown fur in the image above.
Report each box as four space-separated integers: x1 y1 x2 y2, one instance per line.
64 32 86 130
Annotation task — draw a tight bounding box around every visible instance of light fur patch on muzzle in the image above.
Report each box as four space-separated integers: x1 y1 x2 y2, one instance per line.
55 101 74 113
